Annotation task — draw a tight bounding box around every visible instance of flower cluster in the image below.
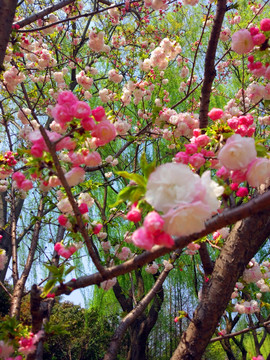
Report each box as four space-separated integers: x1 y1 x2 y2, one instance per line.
54 242 83 259
144 163 223 239
132 211 174 250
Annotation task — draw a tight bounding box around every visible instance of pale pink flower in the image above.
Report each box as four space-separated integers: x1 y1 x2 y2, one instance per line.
100 277 116 291
143 211 164 236
91 120 116 146
145 262 159 274
101 241 111 251
0 341 14 358
65 167 85 187
246 158 270 187
132 227 155 251
84 151 102 166
231 29 254 54
218 134 257 170
116 246 132 261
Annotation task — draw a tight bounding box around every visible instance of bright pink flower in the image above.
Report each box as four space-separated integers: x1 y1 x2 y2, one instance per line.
58 214 68 226
231 29 254 54
78 202 88 214
260 18 270 32
174 151 189 164
12 171 25 186
132 226 155 251
92 106 106 122
57 91 78 106
46 293 55 298
91 120 117 146
56 137 76 151
81 117 96 131
252 33 266 46
193 129 201 137
54 242 62 252
174 317 179 323
71 101 91 119
208 108 224 121
20 179 33 191
184 143 198 154
227 117 239 129
31 143 44 158
189 153 205 169
84 151 102 166
155 231 174 248
216 166 230 180
194 134 210 147
65 167 85 187
236 187 248 197
230 183 239 191
93 223 103 234
213 231 220 240
52 104 74 125
18 335 36 355
127 204 142 223
143 211 164 236
252 355 264 360
231 169 247 184
68 151 85 166
58 247 72 259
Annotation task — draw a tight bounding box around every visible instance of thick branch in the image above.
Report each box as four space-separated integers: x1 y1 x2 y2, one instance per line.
55 189 270 295
14 0 75 28
0 0 17 70
199 0 227 128
171 206 270 359
104 267 171 360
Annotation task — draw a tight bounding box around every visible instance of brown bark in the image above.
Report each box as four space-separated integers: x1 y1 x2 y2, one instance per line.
199 0 227 128
171 207 270 359
0 0 17 70
55 189 270 295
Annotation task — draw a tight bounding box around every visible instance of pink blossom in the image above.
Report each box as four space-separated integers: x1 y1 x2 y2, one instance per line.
189 153 205 169
78 203 88 214
184 143 198 154
154 231 174 247
194 134 209 147
12 171 25 186
163 201 211 237
54 242 62 252
52 104 74 126
84 151 102 166
253 356 265 360
252 33 266 46
57 91 78 106
65 167 85 187
146 262 159 274
231 29 254 54
100 277 117 291
92 106 106 122
208 108 224 121
218 134 257 171
230 183 239 191
58 214 68 226
0 341 14 358
132 226 155 251
93 223 103 234
143 211 164 236
246 158 270 187
31 143 44 157
81 117 96 131
174 151 189 164
116 246 131 261
231 169 247 183
91 121 117 146
126 204 142 223
260 18 270 32
71 101 91 119
101 241 111 251
236 187 248 197
227 117 239 129
216 166 230 180
56 137 76 151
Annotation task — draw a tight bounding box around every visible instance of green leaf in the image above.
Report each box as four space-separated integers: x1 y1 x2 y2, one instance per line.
65 265 76 276
41 279 56 298
140 153 156 179
44 264 61 275
255 142 268 157
115 171 146 187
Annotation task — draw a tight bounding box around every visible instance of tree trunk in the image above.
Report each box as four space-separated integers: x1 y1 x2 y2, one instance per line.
171 206 270 359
